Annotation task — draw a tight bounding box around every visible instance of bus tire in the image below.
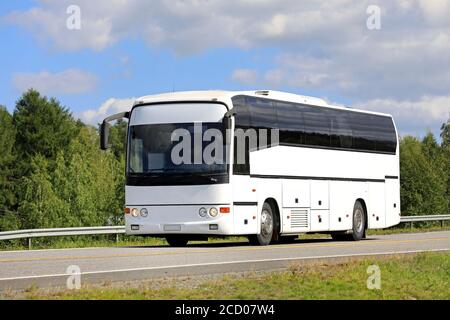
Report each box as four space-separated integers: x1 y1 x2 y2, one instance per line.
166 236 189 247
248 202 274 246
349 200 366 241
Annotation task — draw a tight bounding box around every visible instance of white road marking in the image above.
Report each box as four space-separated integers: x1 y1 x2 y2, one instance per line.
0 248 448 282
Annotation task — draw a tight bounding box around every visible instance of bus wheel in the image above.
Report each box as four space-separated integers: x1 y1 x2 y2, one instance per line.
166 236 189 247
349 200 366 241
248 202 274 246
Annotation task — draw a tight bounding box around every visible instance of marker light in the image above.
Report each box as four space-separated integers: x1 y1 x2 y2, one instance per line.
199 207 208 217
209 207 218 217
131 208 139 217
220 207 230 214
140 208 148 217
124 208 130 214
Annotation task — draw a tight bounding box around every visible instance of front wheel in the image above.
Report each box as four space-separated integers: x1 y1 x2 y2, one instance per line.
166 236 189 247
248 202 275 246
349 200 366 241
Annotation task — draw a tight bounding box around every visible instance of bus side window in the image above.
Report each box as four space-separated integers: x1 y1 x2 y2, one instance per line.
232 96 251 175
302 105 331 147
276 101 305 146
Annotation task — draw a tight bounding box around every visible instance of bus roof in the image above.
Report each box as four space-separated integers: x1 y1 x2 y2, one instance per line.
134 90 393 118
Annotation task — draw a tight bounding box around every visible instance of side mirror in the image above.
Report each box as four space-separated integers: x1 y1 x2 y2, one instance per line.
100 122 111 150
99 111 130 150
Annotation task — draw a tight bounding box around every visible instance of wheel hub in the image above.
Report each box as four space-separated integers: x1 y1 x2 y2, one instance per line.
261 210 273 237
355 208 363 233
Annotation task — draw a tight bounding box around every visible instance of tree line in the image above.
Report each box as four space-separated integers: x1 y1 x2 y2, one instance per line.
0 90 449 231
0 90 126 231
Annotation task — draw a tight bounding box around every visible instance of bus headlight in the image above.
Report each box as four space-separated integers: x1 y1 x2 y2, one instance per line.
199 207 207 217
140 208 148 217
209 207 218 217
131 208 139 217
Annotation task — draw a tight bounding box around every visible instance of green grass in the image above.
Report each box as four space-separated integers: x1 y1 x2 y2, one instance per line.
0 223 448 251
13 252 450 300
367 224 450 235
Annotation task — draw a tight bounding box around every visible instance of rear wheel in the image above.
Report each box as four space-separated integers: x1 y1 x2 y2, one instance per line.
248 202 275 246
349 200 365 241
330 201 366 241
166 236 189 247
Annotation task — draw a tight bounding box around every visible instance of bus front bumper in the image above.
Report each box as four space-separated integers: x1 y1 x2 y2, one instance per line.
124 204 235 236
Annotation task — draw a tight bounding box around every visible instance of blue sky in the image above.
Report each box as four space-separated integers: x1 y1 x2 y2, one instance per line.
1 1 449 137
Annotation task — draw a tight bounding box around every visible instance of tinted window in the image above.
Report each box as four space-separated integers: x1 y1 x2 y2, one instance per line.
329 109 353 149
247 97 276 129
346 112 397 153
348 113 377 151
232 96 251 175
302 105 331 147
233 96 251 128
232 95 397 154
275 101 305 145
370 115 397 152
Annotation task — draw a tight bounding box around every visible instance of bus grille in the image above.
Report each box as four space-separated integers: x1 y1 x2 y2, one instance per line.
291 210 308 228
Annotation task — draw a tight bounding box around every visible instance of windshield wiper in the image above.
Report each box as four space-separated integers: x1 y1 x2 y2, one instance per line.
196 172 226 182
129 169 189 176
147 168 183 173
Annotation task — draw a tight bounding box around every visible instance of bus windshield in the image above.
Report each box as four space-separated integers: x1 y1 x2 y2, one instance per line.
126 122 228 185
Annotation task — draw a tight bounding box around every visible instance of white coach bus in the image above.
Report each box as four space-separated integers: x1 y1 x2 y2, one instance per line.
100 90 400 246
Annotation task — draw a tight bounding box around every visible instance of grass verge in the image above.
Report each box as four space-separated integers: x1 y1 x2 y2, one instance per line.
7 251 450 300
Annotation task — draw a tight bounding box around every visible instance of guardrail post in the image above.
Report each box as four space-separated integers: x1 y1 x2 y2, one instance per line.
116 233 119 244
28 237 32 250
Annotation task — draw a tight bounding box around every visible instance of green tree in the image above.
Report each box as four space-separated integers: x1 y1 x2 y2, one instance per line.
18 155 69 229
59 126 123 226
0 106 18 230
13 90 79 171
440 117 450 213
108 119 128 161
107 120 127 222
400 135 447 216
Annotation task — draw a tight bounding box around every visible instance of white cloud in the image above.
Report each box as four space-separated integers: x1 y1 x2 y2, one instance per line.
231 69 259 85
356 95 450 137
262 54 334 88
0 1 392 53
12 69 97 94
418 0 450 25
5 0 450 135
80 97 135 125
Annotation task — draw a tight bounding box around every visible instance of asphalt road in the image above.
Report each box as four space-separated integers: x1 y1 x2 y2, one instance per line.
0 231 449 291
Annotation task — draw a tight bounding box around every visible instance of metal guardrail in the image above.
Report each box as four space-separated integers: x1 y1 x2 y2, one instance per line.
400 214 450 229
0 215 448 249
0 226 125 249
400 214 450 222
